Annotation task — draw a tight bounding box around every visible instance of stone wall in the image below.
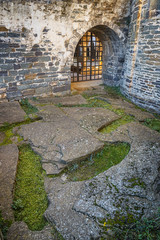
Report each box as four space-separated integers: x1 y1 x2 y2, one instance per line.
121 0 160 113
0 0 130 100
0 0 159 114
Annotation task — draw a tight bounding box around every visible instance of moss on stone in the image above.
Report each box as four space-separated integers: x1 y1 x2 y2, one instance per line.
60 96 135 133
64 142 130 181
100 114 134 134
13 144 48 231
143 118 160 133
102 209 160 240
0 117 41 146
127 177 146 189
20 98 38 115
0 211 12 239
0 129 13 146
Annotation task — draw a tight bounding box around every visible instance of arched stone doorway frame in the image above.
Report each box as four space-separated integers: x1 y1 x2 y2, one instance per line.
67 20 126 90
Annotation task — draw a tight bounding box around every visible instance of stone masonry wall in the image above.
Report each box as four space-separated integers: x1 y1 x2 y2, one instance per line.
121 0 160 113
0 0 130 100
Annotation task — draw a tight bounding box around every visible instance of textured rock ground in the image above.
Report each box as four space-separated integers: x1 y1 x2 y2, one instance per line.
44 178 100 240
18 98 120 174
0 144 19 220
0 87 159 240
105 98 155 121
42 123 160 239
74 142 160 221
7 222 54 240
62 107 120 134
0 102 26 126
18 119 104 174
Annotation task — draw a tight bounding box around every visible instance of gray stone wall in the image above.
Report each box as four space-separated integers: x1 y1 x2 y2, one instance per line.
121 0 160 113
0 0 159 114
0 0 129 100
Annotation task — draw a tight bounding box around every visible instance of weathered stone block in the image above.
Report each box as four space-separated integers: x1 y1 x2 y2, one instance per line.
0 71 7 76
35 86 51 95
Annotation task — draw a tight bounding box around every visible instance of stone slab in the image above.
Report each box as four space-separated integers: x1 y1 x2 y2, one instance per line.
18 118 103 174
82 85 107 97
0 102 26 126
62 107 120 133
44 178 100 240
36 95 87 106
0 144 19 220
107 98 155 121
36 105 67 122
96 122 160 144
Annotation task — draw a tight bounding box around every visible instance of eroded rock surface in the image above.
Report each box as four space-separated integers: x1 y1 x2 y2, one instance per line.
74 142 160 221
7 222 54 240
44 178 100 240
62 107 120 134
0 144 19 220
18 118 104 174
0 102 26 126
18 103 120 175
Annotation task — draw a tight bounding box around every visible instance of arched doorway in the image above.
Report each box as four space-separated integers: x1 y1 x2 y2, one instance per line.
71 25 125 87
71 31 103 82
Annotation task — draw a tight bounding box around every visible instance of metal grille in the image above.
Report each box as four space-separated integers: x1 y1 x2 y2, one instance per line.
71 31 103 82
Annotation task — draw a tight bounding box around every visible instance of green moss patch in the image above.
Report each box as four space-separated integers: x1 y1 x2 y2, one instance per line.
127 177 146 189
104 86 125 99
102 209 160 240
13 144 48 231
64 142 130 182
0 118 41 146
0 211 12 239
0 129 14 146
20 98 38 115
100 115 134 134
143 118 160 133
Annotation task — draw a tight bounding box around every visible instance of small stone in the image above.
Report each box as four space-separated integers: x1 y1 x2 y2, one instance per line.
61 173 68 182
42 163 60 175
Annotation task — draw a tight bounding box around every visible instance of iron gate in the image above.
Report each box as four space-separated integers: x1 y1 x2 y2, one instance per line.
71 31 103 82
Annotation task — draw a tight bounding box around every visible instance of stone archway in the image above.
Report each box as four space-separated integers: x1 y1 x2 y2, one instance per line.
70 25 125 87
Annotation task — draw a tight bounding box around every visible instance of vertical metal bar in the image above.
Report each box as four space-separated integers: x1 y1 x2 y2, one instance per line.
90 32 92 81
77 42 80 82
71 31 103 82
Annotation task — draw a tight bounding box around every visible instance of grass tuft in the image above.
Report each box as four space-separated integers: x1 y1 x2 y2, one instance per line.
13 144 48 231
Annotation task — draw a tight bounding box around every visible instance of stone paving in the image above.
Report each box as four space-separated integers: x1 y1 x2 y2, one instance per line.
0 87 160 240
0 102 26 126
